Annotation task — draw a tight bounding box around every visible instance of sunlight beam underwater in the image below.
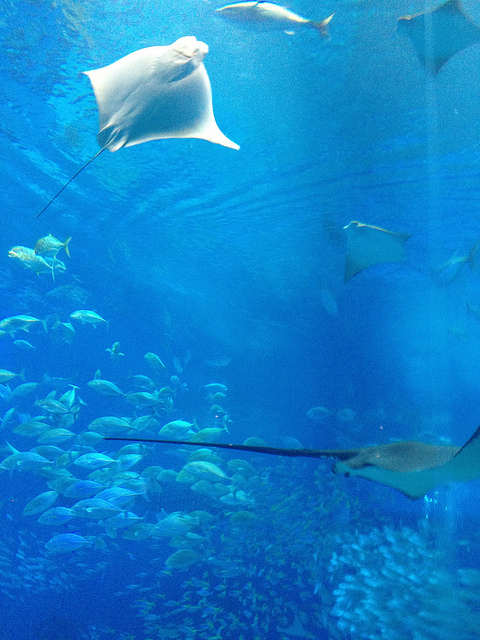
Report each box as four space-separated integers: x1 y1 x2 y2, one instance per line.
105 424 480 500
36 36 239 219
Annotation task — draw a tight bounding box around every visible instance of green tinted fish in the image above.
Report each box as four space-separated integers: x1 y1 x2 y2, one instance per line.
70 309 107 326
0 368 25 383
190 480 231 498
8 246 54 277
31 445 65 461
34 234 71 258
74 452 116 469
144 352 166 372
71 498 123 519
0 315 44 334
63 480 104 499
159 420 194 437
189 427 228 442
51 320 75 344
37 428 75 444
87 416 130 435
106 341 124 360
12 382 39 397
95 487 139 507
45 533 89 552
58 384 80 408
87 379 125 397
38 506 73 525
34 398 71 415
183 461 229 483
122 523 158 540
1 450 50 472
155 512 193 537
126 391 161 407
13 420 49 437
165 549 201 570
22 490 58 516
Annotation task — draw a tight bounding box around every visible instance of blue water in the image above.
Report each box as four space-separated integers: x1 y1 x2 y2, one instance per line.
2 0 480 638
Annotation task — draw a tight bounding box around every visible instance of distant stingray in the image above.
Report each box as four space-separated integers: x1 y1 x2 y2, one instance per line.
397 0 480 74
36 36 239 218
432 240 479 285
104 424 480 500
343 221 411 282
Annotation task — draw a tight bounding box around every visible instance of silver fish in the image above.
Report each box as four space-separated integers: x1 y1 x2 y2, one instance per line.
216 1 333 37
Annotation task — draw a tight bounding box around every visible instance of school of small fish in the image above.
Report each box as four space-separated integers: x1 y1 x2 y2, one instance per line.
2 231 478 640
0 246 479 640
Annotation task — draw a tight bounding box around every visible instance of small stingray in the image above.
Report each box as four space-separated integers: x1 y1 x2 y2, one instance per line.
343 221 411 282
37 36 239 218
397 0 480 74
104 424 480 499
432 240 479 285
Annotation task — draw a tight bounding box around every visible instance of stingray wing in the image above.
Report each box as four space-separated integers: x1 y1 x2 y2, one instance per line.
333 440 460 499
397 0 480 74
333 460 443 500
437 425 480 483
344 221 411 281
84 36 239 151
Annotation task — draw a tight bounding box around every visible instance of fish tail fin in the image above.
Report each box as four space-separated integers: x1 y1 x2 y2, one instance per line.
63 237 72 258
19 368 26 382
311 13 334 38
6 441 19 454
467 240 480 270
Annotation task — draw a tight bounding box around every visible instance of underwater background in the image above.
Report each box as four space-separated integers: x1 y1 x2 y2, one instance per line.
1 0 480 638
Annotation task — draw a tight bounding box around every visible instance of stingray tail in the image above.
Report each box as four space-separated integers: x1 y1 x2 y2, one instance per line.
311 13 334 38
36 147 105 219
102 435 359 461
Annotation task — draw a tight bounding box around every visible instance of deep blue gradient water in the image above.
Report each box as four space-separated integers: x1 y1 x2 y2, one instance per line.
2 0 480 638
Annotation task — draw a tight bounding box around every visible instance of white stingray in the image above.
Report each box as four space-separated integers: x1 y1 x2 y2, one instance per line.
37 36 238 218
84 36 239 151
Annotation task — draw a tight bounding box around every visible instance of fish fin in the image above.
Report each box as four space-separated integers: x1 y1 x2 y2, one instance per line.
467 240 480 269
311 13 334 38
64 237 72 258
6 441 19 454
284 30 295 35
19 368 26 382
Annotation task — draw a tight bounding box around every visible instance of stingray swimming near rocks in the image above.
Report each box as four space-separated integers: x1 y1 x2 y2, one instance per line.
397 0 480 74
105 424 480 500
343 221 411 282
36 36 239 219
